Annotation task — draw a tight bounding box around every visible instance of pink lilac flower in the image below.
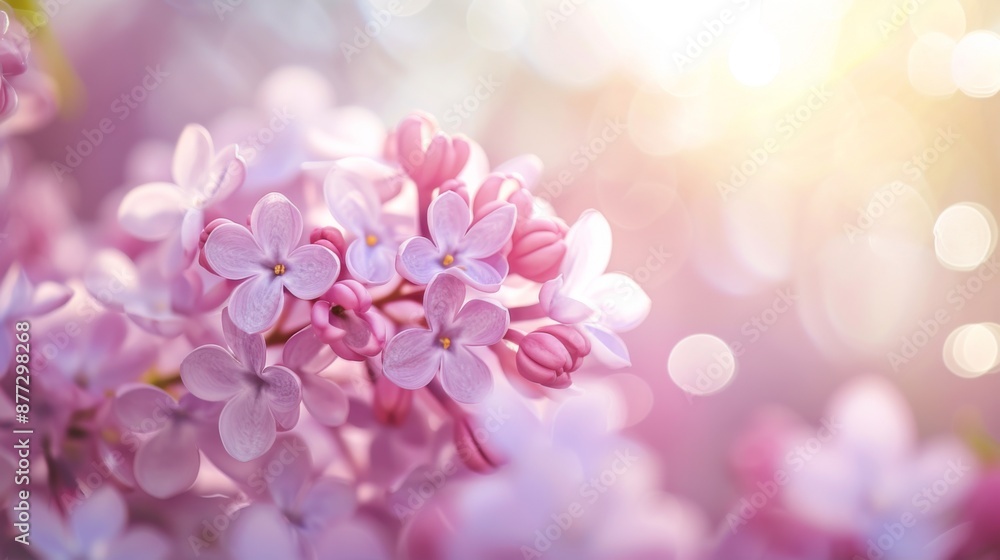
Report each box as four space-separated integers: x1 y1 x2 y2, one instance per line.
382 273 508 403
113 383 215 498
540 210 651 368
118 124 247 274
323 157 408 285
396 190 516 292
310 279 386 361
281 324 350 426
203 192 340 333
0 263 71 376
31 487 171 560
0 9 29 122
180 308 302 461
394 111 470 192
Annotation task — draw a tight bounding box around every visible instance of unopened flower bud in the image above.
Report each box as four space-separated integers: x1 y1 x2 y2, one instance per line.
515 325 590 388
198 218 232 274
454 416 505 474
508 218 567 283
374 373 412 426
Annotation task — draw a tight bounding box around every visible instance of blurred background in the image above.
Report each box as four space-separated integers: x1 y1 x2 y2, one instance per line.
9 0 1000 522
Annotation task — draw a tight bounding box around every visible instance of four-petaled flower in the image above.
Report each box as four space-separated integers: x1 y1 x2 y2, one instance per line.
540 210 651 368
396 191 516 292
180 308 302 461
118 124 247 274
382 273 509 403
203 192 340 333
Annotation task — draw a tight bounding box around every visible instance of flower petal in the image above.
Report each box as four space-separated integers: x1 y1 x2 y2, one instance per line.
299 477 356 531
323 159 382 234
462 203 516 258
172 124 213 193
428 190 471 251
261 365 302 430
228 504 298 560
453 299 509 346
134 425 200 498
107 527 171 560
582 323 631 368
117 182 187 241
204 222 266 280
282 244 339 300
303 375 349 427
282 325 337 375
585 272 651 332
70 487 126 551
180 345 247 401
440 346 493 404
450 255 506 292
113 384 175 434
24 280 73 317
396 236 444 285
228 273 285 334
346 241 396 285
424 272 465 332
222 307 266 373
251 192 302 261
382 329 441 390
562 209 612 290
201 144 246 206
219 391 276 462
540 276 595 325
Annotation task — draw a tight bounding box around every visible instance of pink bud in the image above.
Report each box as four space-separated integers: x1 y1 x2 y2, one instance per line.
438 178 469 205
515 325 590 389
508 217 567 283
374 373 412 426
310 226 348 259
395 112 470 191
454 416 505 474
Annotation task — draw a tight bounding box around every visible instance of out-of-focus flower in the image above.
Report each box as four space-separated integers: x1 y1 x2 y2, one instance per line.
32 487 171 560
118 125 247 275
515 324 590 389
396 191 516 292
311 279 386 361
540 210 650 368
281 324 349 427
47 312 156 394
382 273 508 403
323 157 409 285
0 8 29 122
0 263 71 376
203 192 340 333
180 308 302 461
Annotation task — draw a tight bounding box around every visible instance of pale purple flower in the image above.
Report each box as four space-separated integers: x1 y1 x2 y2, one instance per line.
0 263 71 376
395 111 470 192
31 487 171 560
113 383 212 498
311 279 386 361
227 434 355 560
118 124 247 274
396 191 516 292
0 9 29 122
540 210 651 368
203 192 340 333
48 312 156 394
180 308 302 461
382 273 508 403
324 157 407 285
281 325 350 427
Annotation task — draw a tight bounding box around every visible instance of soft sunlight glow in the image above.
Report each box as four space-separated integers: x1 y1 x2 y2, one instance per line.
934 203 998 271
668 334 737 395
728 26 781 87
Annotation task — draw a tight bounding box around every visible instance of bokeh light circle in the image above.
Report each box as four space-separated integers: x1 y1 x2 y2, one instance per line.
944 323 1000 378
668 334 737 396
951 31 1000 98
934 203 998 271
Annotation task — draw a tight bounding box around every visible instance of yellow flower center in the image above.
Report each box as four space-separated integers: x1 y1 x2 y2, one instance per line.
273 263 286 276
440 337 452 350
442 254 455 267
366 234 378 247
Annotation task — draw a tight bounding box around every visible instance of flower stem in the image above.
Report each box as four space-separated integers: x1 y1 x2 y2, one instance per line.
508 303 547 322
